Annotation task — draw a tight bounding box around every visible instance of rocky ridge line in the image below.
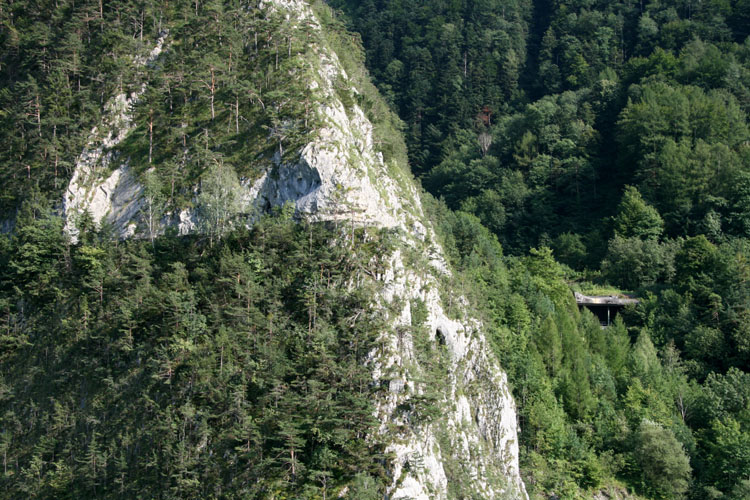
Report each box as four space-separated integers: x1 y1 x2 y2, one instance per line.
258 2 527 497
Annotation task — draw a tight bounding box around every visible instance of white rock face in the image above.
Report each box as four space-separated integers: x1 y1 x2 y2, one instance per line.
63 31 168 242
374 250 526 499
252 0 422 233
258 2 528 498
61 2 528 498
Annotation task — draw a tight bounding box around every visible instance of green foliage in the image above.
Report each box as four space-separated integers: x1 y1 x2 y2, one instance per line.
0 0 325 219
4 0 750 498
0 215 394 498
613 186 664 240
633 419 692 499
326 0 532 174
325 0 750 262
552 232 588 270
197 160 243 245
425 186 750 499
617 82 749 235
602 236 677 289
141 170 166 245
701 417 750 494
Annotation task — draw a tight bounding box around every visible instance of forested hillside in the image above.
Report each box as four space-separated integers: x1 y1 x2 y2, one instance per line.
1 0 531 498
1 200 396 498
330 0 750 252
328 1 750 498
0 0 399 497
2 0 750 499
0 0 327 218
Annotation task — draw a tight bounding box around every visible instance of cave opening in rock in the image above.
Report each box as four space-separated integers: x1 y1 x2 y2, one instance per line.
435 328 446 346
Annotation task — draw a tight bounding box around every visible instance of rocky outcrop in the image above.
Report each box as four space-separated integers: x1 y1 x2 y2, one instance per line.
251 0 412 230
61 1 528 498
62 32 168 242
256 2 527 498
374 248 526 499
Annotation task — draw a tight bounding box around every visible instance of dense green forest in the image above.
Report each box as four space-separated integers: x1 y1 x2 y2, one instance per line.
327 0 750 498
2 0 750 498
0 198 395 498
0 1 397 497
330 0 750 252
427 201 750 499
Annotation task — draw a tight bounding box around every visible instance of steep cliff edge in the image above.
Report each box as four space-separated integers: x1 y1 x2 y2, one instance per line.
63 32 169 242
61 1 527 497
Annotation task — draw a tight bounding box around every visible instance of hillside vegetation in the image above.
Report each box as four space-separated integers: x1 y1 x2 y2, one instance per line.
1 199 398 498
1 0 750 499
330 0 750 498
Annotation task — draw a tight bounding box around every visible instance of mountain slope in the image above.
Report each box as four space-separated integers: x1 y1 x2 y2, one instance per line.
318 2 750 499
1 0 528 498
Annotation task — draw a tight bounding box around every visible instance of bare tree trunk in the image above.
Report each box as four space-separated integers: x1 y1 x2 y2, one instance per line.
479 132 492 156
677 392 688 421
210 67 215 120
148 109 154 163
35 94 41 137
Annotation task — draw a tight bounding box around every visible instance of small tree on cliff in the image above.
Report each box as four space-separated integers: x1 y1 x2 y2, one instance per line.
140 170 165 246
197 160 242 245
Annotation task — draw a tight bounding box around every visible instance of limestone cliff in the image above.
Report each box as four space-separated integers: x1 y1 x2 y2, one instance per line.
63 32 168 243
62 1 528 498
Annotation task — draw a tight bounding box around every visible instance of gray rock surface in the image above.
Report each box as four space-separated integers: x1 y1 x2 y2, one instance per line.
62 32 168 242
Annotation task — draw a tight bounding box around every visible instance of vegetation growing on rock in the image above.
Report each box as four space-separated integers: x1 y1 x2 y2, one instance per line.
2 0 750 498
